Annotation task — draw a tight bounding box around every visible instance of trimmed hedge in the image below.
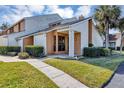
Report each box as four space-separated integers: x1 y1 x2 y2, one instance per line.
25 45 44 57
83 47 110 57
0 46 20 55
7 46 20 52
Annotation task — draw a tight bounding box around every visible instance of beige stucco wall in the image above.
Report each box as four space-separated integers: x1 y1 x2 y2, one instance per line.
20 20 25 32
74 32 81 55
23 36 34 47
13 24 19 33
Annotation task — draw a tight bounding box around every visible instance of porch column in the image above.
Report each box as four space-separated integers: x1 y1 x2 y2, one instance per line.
18 38 23 52
43 33 47 55
55 32 58 53
69 30 74 57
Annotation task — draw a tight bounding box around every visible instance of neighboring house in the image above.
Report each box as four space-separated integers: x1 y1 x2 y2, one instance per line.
106 33 121 49
0 14 103 57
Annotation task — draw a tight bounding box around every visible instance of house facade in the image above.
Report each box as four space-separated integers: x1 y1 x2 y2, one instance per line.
0 14 103 57
108 33 122 49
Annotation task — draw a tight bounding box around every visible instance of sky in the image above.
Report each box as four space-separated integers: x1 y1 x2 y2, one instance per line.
0 5 124 33
0 5 96 25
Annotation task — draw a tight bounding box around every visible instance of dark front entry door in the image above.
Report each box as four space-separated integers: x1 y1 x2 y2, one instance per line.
53 36 65 52
58 36 65 51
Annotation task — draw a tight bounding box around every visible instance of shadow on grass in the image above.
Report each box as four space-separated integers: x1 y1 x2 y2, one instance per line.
55 54 124 72
78 55 124 72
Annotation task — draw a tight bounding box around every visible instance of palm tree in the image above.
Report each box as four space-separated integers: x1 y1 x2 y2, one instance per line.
94 5 121 48
117 18 124 53
95 22 105 36
0 22 10 31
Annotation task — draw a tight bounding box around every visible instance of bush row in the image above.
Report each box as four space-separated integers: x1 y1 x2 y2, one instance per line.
83 47 111 57
0 45 44 58
0 46 20 55
25 46 44 57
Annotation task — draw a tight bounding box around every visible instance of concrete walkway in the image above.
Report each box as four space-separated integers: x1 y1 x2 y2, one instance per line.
0 55 88 88
105 63 124 88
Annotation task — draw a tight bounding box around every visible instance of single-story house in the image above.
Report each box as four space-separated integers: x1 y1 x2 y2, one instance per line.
0 14 103 57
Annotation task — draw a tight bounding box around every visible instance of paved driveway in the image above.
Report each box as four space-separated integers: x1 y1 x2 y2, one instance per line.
105 62 124 88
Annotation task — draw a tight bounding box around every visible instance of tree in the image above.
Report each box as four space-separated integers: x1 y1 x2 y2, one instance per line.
94 5 121 48
0 22 10 31
117 18 124 53
95 22 105 36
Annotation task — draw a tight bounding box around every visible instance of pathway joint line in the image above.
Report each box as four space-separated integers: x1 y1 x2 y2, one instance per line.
52 73 65 79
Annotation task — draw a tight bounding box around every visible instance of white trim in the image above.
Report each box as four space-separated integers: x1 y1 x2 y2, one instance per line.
18 39 23 52
43 33 47 55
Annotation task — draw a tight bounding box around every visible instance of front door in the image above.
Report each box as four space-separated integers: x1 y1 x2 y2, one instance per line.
58 36 65 51
53 35 66 52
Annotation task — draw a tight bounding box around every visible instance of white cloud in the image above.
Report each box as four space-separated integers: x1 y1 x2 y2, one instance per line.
27 5 45 13
1 5 45 24
0 5 92 25
75 5 91 17
44 5 74 18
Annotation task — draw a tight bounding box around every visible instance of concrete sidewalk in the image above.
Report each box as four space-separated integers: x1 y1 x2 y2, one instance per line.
105 63 124 88
0 56 88 88
27 59 88 88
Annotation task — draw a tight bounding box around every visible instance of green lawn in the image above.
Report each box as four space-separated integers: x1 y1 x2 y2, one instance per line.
80 55 124 71
113 50 124 55
44 55 124 88
0 62 58 88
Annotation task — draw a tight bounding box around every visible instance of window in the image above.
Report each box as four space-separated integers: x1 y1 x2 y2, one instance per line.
49 22 61 28
109 42 116 48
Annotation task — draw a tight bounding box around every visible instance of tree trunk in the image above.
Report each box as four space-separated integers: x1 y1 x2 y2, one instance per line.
105 21 109 48
120 33 123 54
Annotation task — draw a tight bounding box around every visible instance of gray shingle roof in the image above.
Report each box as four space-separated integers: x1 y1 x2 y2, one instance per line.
17 17 92 39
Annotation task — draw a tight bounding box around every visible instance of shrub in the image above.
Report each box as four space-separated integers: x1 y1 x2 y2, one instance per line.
99 48 110 56
18 52 29 59
25 45 44 57
0 46 8 55
88 43 94 47
0 46 20 55
108 47 115 50
84 47 100 57
7 46 20 52
83 47 110 57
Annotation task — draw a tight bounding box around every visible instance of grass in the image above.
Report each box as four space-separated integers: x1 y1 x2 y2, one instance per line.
80 55 124 71
113 50 124 55
44 54 124 88
0 62 58 88
44 58 112 88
